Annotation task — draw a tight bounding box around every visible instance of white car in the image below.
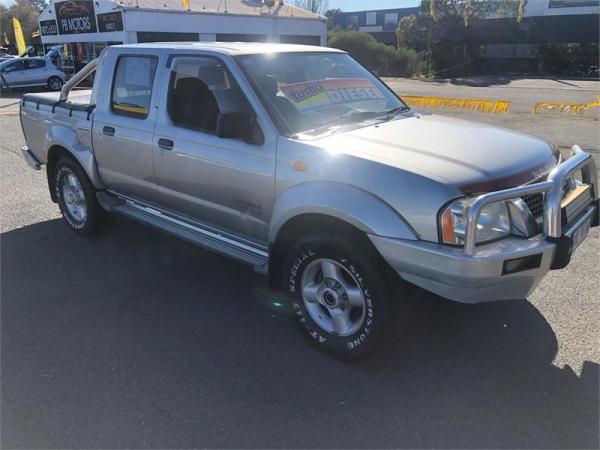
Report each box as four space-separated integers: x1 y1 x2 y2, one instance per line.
0 57 66 91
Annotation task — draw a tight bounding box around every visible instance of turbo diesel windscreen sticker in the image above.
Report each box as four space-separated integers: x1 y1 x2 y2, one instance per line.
280 78 386 112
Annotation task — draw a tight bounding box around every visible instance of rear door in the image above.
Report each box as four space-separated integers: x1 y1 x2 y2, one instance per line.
92 51 162 203
152 53 276 243
24 59 49 86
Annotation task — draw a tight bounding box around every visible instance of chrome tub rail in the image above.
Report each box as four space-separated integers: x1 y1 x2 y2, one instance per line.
59 58 98 103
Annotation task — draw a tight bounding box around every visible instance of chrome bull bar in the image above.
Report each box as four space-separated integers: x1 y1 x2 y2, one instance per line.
463 145 598 255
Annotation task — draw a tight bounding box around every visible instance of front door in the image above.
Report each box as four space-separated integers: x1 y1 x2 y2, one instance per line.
1 60 27 87
152 55 276 243
92 53 161 203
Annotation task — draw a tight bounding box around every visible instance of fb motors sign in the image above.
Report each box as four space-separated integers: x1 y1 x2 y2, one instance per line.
55 0 97 34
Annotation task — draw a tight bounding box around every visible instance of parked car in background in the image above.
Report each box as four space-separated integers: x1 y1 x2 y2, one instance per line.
0 57 66 91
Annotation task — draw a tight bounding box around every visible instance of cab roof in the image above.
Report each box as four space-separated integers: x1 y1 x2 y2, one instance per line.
112 42 344 56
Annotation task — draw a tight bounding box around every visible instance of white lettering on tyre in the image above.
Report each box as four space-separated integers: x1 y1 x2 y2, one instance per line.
289 248 377 351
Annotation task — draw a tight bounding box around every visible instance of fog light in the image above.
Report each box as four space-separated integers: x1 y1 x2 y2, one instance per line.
502 254 543 275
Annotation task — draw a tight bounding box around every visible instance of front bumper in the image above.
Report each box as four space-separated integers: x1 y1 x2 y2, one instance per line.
371 145 598 304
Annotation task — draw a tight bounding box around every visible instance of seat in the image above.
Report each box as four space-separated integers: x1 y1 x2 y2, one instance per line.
197 64 227 89
256 74 302 125
171 77 220 132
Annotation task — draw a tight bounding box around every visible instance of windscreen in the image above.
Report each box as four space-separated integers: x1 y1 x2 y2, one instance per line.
238 52 407 136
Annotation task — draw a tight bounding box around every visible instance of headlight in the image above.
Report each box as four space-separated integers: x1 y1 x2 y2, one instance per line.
440 197 511 245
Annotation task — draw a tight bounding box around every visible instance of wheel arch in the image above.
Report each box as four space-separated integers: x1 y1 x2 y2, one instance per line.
44 125 104 202
46 143 103 202
267 182 417 289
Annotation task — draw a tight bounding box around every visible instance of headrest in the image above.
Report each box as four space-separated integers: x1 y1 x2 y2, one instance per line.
197 65 226 86
176 77 210 96
257 74 278 97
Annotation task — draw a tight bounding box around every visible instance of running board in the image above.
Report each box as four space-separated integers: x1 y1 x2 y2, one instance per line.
96 191 268 272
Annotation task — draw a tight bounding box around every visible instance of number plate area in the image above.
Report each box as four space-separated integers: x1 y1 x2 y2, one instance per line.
571 215 592 254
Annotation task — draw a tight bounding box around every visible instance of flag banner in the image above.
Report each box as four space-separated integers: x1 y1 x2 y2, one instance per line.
12 18 26 55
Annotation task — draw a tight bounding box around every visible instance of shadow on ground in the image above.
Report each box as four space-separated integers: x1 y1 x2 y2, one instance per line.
1 217 598 449
427 75 599 88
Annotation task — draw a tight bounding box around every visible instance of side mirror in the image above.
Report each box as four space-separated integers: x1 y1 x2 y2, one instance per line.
217 111 253 142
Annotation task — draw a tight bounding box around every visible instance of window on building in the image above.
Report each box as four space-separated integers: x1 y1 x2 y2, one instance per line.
216 34 267 42
136 32 199 43
111 55 158 119
365 12 377 26
383 13 399 31
346 15 358 30
279 35 321 46
167 56 252 134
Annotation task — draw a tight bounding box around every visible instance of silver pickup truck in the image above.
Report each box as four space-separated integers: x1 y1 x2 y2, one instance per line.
20 43 599 359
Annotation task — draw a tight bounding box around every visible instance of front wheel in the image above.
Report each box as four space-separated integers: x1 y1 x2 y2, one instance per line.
283 234 389 360
48 76 63 91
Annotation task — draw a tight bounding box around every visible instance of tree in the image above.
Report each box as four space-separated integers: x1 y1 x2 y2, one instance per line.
0 0 43 48
426 0 519 26
328 29 418 77
324 7 342 30
396 15 430 51
397 0 522 76
295 0 328 15
30 0 49 13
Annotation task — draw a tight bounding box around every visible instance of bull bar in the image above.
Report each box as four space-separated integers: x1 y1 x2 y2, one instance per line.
463 145 598 255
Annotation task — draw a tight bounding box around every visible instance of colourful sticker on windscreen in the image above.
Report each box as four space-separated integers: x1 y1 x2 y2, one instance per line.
280 78 386 112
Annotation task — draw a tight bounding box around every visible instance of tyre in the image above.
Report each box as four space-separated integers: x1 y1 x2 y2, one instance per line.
48 76 63 91
283 234 389 360
54 157 101 236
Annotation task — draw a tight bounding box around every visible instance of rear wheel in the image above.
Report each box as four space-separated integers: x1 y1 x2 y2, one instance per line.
48 76 63 91
54 157 101 236
283 234 389 360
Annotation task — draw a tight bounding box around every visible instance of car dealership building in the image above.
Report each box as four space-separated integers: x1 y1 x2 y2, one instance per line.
37 0 326 74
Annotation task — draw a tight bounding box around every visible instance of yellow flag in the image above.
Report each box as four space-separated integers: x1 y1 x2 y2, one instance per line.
12 17 26 55
182 0 190 9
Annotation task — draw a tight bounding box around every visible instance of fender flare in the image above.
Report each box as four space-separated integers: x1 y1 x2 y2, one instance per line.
44 124 105 189
268 181 418 245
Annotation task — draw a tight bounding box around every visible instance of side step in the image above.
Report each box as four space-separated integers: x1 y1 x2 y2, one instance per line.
96 191 268 272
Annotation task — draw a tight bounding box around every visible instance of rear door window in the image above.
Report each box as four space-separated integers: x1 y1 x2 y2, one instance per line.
111 55 158 119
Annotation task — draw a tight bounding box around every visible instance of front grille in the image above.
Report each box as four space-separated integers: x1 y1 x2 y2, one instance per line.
521 179 583 226
522 193 544 220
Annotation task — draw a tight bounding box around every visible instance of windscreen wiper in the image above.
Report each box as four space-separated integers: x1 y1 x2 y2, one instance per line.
380 105 410 119
297 110 386 137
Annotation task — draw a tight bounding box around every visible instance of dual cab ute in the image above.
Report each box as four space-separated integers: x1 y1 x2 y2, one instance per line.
20 43 598 359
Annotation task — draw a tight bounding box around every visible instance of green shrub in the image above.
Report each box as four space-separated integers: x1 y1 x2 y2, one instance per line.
327 29 418 77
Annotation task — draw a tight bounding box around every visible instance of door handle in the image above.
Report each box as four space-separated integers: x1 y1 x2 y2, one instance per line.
158 138 174 151
102 126 115 136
